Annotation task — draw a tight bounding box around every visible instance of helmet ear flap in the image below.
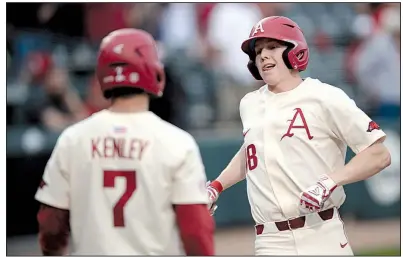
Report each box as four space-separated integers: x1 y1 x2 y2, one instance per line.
155 66 166 97
282 46 294 70
247 59 263 80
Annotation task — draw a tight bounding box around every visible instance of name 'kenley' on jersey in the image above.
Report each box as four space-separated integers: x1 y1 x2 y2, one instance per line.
91 137 149 160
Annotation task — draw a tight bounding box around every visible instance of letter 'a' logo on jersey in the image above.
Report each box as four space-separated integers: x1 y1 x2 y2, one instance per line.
367 121 380 132
281 108 313 141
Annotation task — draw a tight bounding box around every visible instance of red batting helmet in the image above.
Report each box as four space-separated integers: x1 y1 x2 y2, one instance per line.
96 28 165 98
241 16 309 80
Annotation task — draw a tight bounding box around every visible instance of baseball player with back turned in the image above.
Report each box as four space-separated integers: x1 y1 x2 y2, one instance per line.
34 28 215 255
207 16 391 255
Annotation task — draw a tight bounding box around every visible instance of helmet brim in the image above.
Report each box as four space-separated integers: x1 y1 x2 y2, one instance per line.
241 34 295 56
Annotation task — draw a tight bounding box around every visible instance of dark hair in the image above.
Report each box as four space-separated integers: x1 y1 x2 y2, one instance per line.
104 87 147 100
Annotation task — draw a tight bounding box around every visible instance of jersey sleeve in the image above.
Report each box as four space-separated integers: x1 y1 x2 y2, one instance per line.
325 88 386 154
239 93 249 133
171 137 209 204
35 131 71 210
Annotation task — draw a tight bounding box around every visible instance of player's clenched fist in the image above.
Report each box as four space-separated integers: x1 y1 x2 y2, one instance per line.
206 181 223 216
299 174 337 214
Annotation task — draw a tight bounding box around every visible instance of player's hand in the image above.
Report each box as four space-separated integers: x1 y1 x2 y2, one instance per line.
299 174 337 214
206 181 220 216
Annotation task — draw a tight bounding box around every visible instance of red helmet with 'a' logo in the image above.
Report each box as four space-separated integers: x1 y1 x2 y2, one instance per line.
96 28 165 98
241 16 309 80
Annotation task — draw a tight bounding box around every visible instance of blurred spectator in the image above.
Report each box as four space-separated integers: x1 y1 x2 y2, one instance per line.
255 3 290 17
345 4 375 83
159 3 199 51
352 5 400 117
124 3 167 40
206 3 263 86
163 47 219 129
25 67 88 132
85 3 128 43
149 65 187 127
379 5 400 48
24 52 54 85
196 3 217 37
7 3 84 37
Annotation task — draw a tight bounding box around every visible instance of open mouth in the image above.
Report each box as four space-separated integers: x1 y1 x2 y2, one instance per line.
262 63 276 71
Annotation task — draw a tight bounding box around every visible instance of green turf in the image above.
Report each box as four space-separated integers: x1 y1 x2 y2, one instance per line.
357 248 401 256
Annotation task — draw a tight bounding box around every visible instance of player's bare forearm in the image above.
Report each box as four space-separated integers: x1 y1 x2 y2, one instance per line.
37 204 70 256
216 144 246 190
328 137 391 186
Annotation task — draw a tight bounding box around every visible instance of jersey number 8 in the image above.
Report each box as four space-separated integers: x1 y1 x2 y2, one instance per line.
246 144 258 171
103 170 137 227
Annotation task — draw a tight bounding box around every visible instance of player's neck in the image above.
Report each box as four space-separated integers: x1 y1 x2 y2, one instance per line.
108 95 150 113
267 72 303 94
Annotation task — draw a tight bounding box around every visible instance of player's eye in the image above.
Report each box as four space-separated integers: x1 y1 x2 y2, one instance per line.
255 46 264 55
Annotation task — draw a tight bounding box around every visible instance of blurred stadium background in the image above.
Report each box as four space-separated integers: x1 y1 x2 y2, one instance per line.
6 2 400 255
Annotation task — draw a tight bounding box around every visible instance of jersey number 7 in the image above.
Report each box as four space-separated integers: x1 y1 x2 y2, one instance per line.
103 170 137 227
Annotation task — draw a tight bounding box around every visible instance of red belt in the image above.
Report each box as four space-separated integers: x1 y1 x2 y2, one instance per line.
255 208 335 235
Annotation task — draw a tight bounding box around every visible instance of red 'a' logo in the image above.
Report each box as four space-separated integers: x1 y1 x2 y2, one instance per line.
366 121 380 132
281 108 314 141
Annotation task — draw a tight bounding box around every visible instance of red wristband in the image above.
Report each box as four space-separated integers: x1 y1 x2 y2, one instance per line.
210 180 223 194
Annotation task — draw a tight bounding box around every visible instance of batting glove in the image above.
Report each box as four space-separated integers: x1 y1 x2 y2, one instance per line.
206 180 223 216
299 174 337 214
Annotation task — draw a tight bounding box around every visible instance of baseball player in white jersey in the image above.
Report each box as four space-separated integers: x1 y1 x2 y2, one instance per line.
207 16 391 255
34 28 215 255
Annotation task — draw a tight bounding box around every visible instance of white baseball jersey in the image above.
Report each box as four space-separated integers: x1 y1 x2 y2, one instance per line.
35 110 209 255
240 77 386 224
